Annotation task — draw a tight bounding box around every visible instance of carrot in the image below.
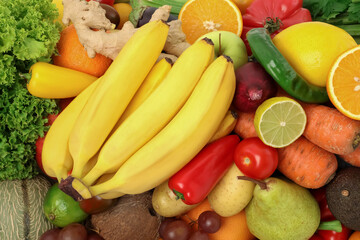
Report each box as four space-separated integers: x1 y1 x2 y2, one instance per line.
53 24 113 77
349 231 360 240
233 111 257 139
302 103 360 155
277 136 338 189
340 146 360 167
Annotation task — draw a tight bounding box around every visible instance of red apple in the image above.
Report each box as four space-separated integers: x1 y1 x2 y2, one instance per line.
232 61 277 112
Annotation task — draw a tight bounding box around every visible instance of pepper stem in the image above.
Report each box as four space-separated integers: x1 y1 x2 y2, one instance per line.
237 175 268 190
172 189 185 201
318 220 343 232
263 17 283 34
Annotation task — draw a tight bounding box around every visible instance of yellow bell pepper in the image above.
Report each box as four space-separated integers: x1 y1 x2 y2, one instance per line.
27 62 97 99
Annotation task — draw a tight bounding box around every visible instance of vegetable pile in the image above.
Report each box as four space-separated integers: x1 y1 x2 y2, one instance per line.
2 0 360 239
0 0 60 180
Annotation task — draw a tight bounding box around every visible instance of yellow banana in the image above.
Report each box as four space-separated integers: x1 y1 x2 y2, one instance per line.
69 20 169 178
116 57 173 124
70 58 171 184
88 55 236 197
95 174 126 200
42 79 101 181
81 38 215 186
209 109 238 143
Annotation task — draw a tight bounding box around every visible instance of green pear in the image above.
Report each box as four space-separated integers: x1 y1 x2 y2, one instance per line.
245 177 320 240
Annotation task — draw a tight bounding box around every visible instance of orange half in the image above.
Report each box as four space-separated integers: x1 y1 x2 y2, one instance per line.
179 0 243 44
327 45 360 120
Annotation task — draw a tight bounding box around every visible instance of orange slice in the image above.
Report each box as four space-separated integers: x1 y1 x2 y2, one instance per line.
327 45 360 120
179 0 243 44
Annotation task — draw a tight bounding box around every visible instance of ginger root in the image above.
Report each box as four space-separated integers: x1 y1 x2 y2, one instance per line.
62 0 190 61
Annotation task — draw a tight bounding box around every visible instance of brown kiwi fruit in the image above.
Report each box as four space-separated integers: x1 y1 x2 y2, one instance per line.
326 167 360 230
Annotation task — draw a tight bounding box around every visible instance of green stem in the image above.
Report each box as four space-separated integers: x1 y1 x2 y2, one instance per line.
336 24 360 36
142 0 186 15
172 189 185 201
318 220 343 232
263 17 283 34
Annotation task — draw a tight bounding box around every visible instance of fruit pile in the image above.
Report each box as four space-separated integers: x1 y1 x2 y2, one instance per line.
1 0 360 239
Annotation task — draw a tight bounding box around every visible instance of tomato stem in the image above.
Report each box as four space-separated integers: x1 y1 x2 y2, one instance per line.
263 17 283 34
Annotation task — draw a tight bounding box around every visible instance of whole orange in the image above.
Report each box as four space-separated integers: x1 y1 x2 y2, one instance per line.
53 25 112 77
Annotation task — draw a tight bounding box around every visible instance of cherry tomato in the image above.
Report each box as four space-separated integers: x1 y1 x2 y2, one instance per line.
86 0 114 6
234 137 278 180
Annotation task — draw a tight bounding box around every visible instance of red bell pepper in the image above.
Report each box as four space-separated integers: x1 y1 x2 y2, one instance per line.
310 222 352 240
241 0 312 55
168 135 240 205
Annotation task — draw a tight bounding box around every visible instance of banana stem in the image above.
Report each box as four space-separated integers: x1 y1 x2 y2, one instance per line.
59 176 92 201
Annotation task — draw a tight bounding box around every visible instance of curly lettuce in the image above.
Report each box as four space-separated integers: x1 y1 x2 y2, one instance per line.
0 0 61 180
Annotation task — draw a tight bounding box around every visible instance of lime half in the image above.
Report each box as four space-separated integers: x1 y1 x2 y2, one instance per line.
254 97 306 148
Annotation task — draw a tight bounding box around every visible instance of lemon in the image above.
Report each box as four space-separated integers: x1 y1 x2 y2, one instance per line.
43 183 88 227
254 97 306 148
273 21 357 87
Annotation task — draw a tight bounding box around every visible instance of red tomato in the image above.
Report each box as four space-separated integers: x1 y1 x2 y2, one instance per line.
234 137 278 180
86 0 114 6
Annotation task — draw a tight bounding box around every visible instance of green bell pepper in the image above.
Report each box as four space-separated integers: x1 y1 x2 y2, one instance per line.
247 28 329 103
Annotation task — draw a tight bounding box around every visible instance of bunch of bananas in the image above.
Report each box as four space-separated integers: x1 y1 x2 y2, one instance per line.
42 20 237 200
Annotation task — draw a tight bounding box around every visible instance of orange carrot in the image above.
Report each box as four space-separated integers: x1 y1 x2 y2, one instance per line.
340 146 360 167
302 103 360 155
233 111 257 139
277 136 338 189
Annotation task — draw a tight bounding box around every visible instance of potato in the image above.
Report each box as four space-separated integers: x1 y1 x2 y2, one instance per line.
208 163 255 217
152 180 198 217
91 191 161 240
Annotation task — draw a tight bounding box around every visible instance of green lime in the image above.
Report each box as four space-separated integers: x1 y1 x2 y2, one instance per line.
254 97 306 148
43 183 88 227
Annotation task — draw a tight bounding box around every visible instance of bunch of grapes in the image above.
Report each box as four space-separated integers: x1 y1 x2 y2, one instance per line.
159 210 222 240
40 223 104 240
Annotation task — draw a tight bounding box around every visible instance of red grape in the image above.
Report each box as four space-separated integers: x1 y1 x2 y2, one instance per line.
87 231 104 240
162 220 191 240
159 218 176 238
100 4 120 28
198 211 221 234
40 228 61 240
58 223 87 240
189 231 210 240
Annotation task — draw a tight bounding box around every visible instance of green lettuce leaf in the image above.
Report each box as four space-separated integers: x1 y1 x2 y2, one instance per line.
0 0 61 180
